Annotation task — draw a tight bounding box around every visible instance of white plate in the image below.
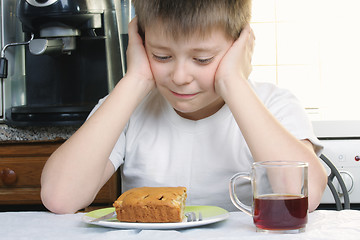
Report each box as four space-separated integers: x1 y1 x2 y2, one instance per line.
82 205 229 230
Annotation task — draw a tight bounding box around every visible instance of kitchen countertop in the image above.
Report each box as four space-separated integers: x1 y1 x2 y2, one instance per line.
0 124 78 142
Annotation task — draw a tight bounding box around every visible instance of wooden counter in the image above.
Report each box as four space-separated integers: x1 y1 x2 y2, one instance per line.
0 125 119 211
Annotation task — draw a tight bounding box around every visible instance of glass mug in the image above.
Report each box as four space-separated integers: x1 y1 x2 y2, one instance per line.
229 161 308 233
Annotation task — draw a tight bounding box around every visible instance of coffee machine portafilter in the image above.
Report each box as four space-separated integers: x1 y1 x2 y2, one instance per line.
2 0 130 126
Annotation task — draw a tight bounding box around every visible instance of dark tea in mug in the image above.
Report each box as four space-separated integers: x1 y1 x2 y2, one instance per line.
253 194 308 230
230 161 309 233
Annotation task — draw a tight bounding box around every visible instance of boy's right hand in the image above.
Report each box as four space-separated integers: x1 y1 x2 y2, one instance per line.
125 17 155 89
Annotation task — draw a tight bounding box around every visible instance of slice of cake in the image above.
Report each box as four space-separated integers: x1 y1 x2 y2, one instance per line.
113 187 187 223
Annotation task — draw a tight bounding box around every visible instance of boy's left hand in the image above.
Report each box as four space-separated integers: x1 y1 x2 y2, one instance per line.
214 24 255 98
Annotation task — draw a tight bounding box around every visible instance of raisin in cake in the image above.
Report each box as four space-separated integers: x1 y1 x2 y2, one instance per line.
113 187 187 223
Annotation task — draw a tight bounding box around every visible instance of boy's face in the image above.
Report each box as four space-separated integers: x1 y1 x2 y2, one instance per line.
145 24 233 120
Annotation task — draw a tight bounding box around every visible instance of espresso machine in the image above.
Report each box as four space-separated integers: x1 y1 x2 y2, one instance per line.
0 0 133 126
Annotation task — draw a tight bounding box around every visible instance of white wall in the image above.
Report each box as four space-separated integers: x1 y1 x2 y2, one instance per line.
251 0 360 121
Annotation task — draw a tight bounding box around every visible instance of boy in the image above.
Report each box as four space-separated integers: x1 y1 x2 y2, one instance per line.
40 0 327 214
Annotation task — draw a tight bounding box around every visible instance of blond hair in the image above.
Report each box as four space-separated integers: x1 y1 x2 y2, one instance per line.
132 0 252 40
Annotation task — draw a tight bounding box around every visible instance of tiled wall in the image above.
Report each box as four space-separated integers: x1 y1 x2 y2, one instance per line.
250 0 360 121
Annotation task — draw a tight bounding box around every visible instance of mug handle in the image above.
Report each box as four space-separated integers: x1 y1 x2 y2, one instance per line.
229 172 252 216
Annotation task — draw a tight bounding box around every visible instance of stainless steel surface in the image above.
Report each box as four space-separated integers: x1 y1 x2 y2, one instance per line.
1 0 30 124
1 0 24 122
29 38 69 55
1 34 33 58
39 27 81 38
26 0 58 7
0 0 3 120
0 79 3 119
104 1 124 91
114 0 134 76
1 0 132 125
185 212 203 222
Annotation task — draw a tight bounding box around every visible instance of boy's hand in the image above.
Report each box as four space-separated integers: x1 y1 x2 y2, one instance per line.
126 17 155 88
214 24 255 98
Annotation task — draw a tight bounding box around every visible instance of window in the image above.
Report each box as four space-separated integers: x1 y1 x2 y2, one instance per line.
251 0 360 121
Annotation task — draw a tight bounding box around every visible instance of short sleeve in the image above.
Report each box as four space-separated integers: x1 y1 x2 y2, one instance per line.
251 80 323 156
108 133 126 170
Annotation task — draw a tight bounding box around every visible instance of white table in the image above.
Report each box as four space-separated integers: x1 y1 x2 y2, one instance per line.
1 210 360 240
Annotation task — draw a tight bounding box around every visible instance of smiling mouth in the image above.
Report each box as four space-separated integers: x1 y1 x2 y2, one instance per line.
171 91 198 98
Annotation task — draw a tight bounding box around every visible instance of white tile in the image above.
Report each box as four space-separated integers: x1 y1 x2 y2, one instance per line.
250 66 277 84
251 0 276 22
276 22 319 65
275 0 315 23
251 0 360 121
306 108 322 121
277 65 321 108
251 23 277 65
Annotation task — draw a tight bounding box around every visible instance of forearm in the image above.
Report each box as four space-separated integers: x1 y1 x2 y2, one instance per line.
41 75 153 213
222 79 327 211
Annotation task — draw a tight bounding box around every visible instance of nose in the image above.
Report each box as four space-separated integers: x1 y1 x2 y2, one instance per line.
172 60 193 85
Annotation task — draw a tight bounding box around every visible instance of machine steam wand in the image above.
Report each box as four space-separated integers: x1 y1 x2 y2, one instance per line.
0 33 34 78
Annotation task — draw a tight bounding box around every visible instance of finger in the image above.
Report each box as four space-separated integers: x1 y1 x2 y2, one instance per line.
128 16 142 45
248 24 255 41
231 23 253 51
249 26 255 50
243 24 255 49
240 24 252 41
128 16 138 35
243 25 255 59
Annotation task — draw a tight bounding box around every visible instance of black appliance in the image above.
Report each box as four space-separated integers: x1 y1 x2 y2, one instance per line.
1 0 128 126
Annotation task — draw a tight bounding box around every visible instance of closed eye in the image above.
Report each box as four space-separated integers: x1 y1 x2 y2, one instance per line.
152 54 172 62
194 57 214 65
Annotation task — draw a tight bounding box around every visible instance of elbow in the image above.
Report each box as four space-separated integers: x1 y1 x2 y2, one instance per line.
40 160 92 214
41 188 77 214
309 169 328 212
308 192 323 212
41 185 86 214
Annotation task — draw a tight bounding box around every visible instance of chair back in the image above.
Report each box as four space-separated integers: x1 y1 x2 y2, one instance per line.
320 154 351 210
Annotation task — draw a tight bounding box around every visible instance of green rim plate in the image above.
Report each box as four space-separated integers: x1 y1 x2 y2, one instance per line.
83 205 229 230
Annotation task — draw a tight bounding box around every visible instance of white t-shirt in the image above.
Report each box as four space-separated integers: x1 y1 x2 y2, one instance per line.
89 80 323 211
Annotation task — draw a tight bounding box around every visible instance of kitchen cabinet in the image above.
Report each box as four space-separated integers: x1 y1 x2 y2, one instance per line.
0 141 119 210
